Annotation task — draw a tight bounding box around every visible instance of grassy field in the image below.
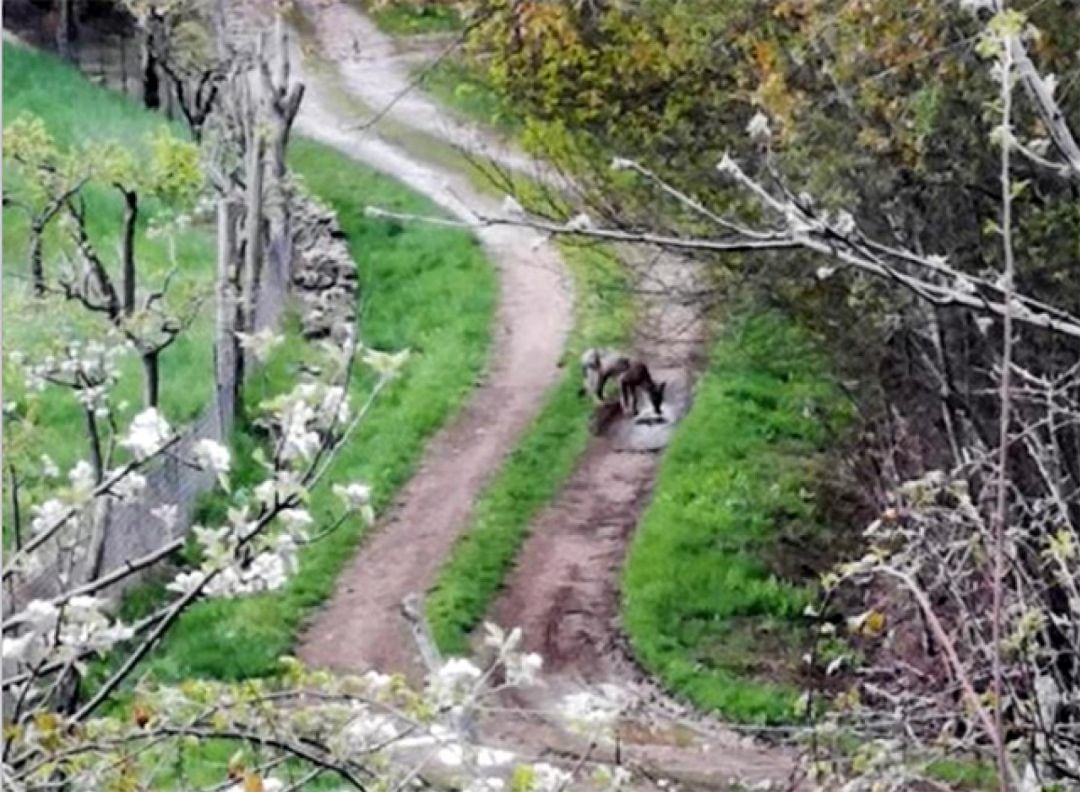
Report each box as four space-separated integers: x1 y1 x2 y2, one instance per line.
417 59 522 137
621 312 852 724
425 243 634 654
2 44 216 535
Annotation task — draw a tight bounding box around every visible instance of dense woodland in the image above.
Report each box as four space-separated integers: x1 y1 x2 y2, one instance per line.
451 0 1080 781
2 0 1080 789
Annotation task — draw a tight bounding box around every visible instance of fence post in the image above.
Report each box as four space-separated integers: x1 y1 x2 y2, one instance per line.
215 198 241 440
120 35 129 96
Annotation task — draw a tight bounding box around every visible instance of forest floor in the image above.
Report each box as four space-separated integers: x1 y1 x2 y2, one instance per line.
256 1 801 786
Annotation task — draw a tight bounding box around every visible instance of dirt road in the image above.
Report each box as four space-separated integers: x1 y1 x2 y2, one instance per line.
281 4 800 785
285 0 573 680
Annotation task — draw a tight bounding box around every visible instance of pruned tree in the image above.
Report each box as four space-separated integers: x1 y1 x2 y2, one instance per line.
47 126 206 409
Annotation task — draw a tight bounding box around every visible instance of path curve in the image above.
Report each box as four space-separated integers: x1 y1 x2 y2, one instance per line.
279 5 800 785
282 0 574 680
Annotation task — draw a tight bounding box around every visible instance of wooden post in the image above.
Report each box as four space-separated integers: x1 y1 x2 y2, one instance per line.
215 198 241 435
120 35 129 96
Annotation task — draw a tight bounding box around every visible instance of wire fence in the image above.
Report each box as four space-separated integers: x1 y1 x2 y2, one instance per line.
97 233 293 590
69 27 188 117
6 20 355 625
12 235 292 608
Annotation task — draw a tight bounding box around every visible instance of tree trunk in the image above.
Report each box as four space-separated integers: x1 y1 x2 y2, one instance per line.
30 224 45 297
121 190 138 315
56 0 76 61
141 350 160 408
141 34 160 110
85 407 104 482
8 464 22 553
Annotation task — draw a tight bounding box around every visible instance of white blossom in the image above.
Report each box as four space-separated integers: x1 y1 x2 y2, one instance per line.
193 439 231 476
505 652 544 687
483 622 522 654
431 657 482 705
334 482 371 510
565 212 593 232
236 328 284 363
558 686 628 737
19 600 60 637
68 460 96 497
66 596 105 622
279 508 314 532
112 472 147 500
320 386 351 427
194 525 234 567
249 552 290 591
529 763 573 792
341 712 400 753
204 567 243 597
2 632 44 665
275 534 300 574
30 498 68 535
40 454 60 479
280 399 322 462
121 408 172 459
362 670 393 695
746 111 771 141
166 570 206 596
152 503 179 531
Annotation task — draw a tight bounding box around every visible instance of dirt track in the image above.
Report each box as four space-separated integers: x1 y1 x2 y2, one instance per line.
283 3 799 785
287 0 573 680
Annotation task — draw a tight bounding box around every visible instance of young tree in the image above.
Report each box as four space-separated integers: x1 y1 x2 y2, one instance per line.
2 114 90 298
41 125 207 409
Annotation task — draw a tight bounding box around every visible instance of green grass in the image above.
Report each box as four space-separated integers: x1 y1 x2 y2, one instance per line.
621 312 852 724
110 136 497 683
2 44 216 535
425 243 634 655
418 59 522 136
925 758 998 790
356 0 462 35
